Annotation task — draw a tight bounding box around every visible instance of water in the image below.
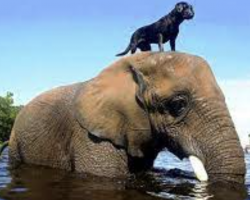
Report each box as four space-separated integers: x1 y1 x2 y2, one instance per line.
0 149 249 200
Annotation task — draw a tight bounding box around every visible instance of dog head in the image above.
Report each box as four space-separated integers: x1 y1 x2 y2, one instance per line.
175 2 194 20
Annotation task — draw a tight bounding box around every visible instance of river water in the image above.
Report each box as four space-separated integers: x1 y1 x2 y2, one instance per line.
0 149 249 200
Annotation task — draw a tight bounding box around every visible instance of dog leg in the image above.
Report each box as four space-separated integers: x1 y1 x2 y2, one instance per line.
138 42 151 52
130 41 140 54
158 34 164 52
131 38 147 54
170 38 176 51
131 45 137 54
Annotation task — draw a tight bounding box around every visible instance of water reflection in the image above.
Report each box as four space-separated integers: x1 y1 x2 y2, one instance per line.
0 150 249 200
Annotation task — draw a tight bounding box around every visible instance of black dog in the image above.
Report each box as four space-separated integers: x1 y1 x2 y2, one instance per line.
116 2 194 56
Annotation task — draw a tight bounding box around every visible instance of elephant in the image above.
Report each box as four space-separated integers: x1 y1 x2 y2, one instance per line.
8 52 245 184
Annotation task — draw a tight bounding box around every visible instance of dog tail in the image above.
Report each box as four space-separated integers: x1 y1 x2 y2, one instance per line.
0 141 9 159
116 43 132 57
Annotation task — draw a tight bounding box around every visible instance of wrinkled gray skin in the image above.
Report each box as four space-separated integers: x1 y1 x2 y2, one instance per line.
9 52 245 184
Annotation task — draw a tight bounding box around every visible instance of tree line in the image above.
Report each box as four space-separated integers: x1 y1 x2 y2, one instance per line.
0 92 23 143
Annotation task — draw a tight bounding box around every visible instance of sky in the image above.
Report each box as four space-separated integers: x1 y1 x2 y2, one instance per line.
0 0 249 146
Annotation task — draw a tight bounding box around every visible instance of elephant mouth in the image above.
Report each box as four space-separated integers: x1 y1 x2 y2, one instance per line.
164 139 243 183
167 144 245 184
164 140 208 181
175 155 244 183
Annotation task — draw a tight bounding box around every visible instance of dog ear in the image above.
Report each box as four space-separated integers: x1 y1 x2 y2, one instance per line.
176 3 184 13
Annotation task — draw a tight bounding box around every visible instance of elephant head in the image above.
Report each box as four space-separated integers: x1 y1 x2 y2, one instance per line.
74 52 245 183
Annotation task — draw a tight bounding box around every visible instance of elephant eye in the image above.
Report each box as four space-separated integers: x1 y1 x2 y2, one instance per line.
158 94 189 117
168 95 189 117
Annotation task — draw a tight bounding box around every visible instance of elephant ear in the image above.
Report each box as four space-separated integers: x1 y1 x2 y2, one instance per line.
74 60 149 149
130 66 148 109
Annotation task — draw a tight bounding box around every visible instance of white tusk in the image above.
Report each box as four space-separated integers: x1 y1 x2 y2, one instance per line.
189 156 208 182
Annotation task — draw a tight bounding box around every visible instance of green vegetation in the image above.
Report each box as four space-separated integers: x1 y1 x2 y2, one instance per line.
0 92 23 142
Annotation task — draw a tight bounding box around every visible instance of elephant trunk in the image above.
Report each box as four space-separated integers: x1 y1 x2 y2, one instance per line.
203 127 246 184
190 104 246 184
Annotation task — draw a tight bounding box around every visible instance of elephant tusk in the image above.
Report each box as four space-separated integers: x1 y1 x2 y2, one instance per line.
189 156 208 182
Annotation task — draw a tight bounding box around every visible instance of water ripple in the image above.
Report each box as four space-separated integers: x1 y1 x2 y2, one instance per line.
0 149 249 200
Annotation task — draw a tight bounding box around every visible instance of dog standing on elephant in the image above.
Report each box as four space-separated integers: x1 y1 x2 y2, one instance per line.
116 2 194 56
